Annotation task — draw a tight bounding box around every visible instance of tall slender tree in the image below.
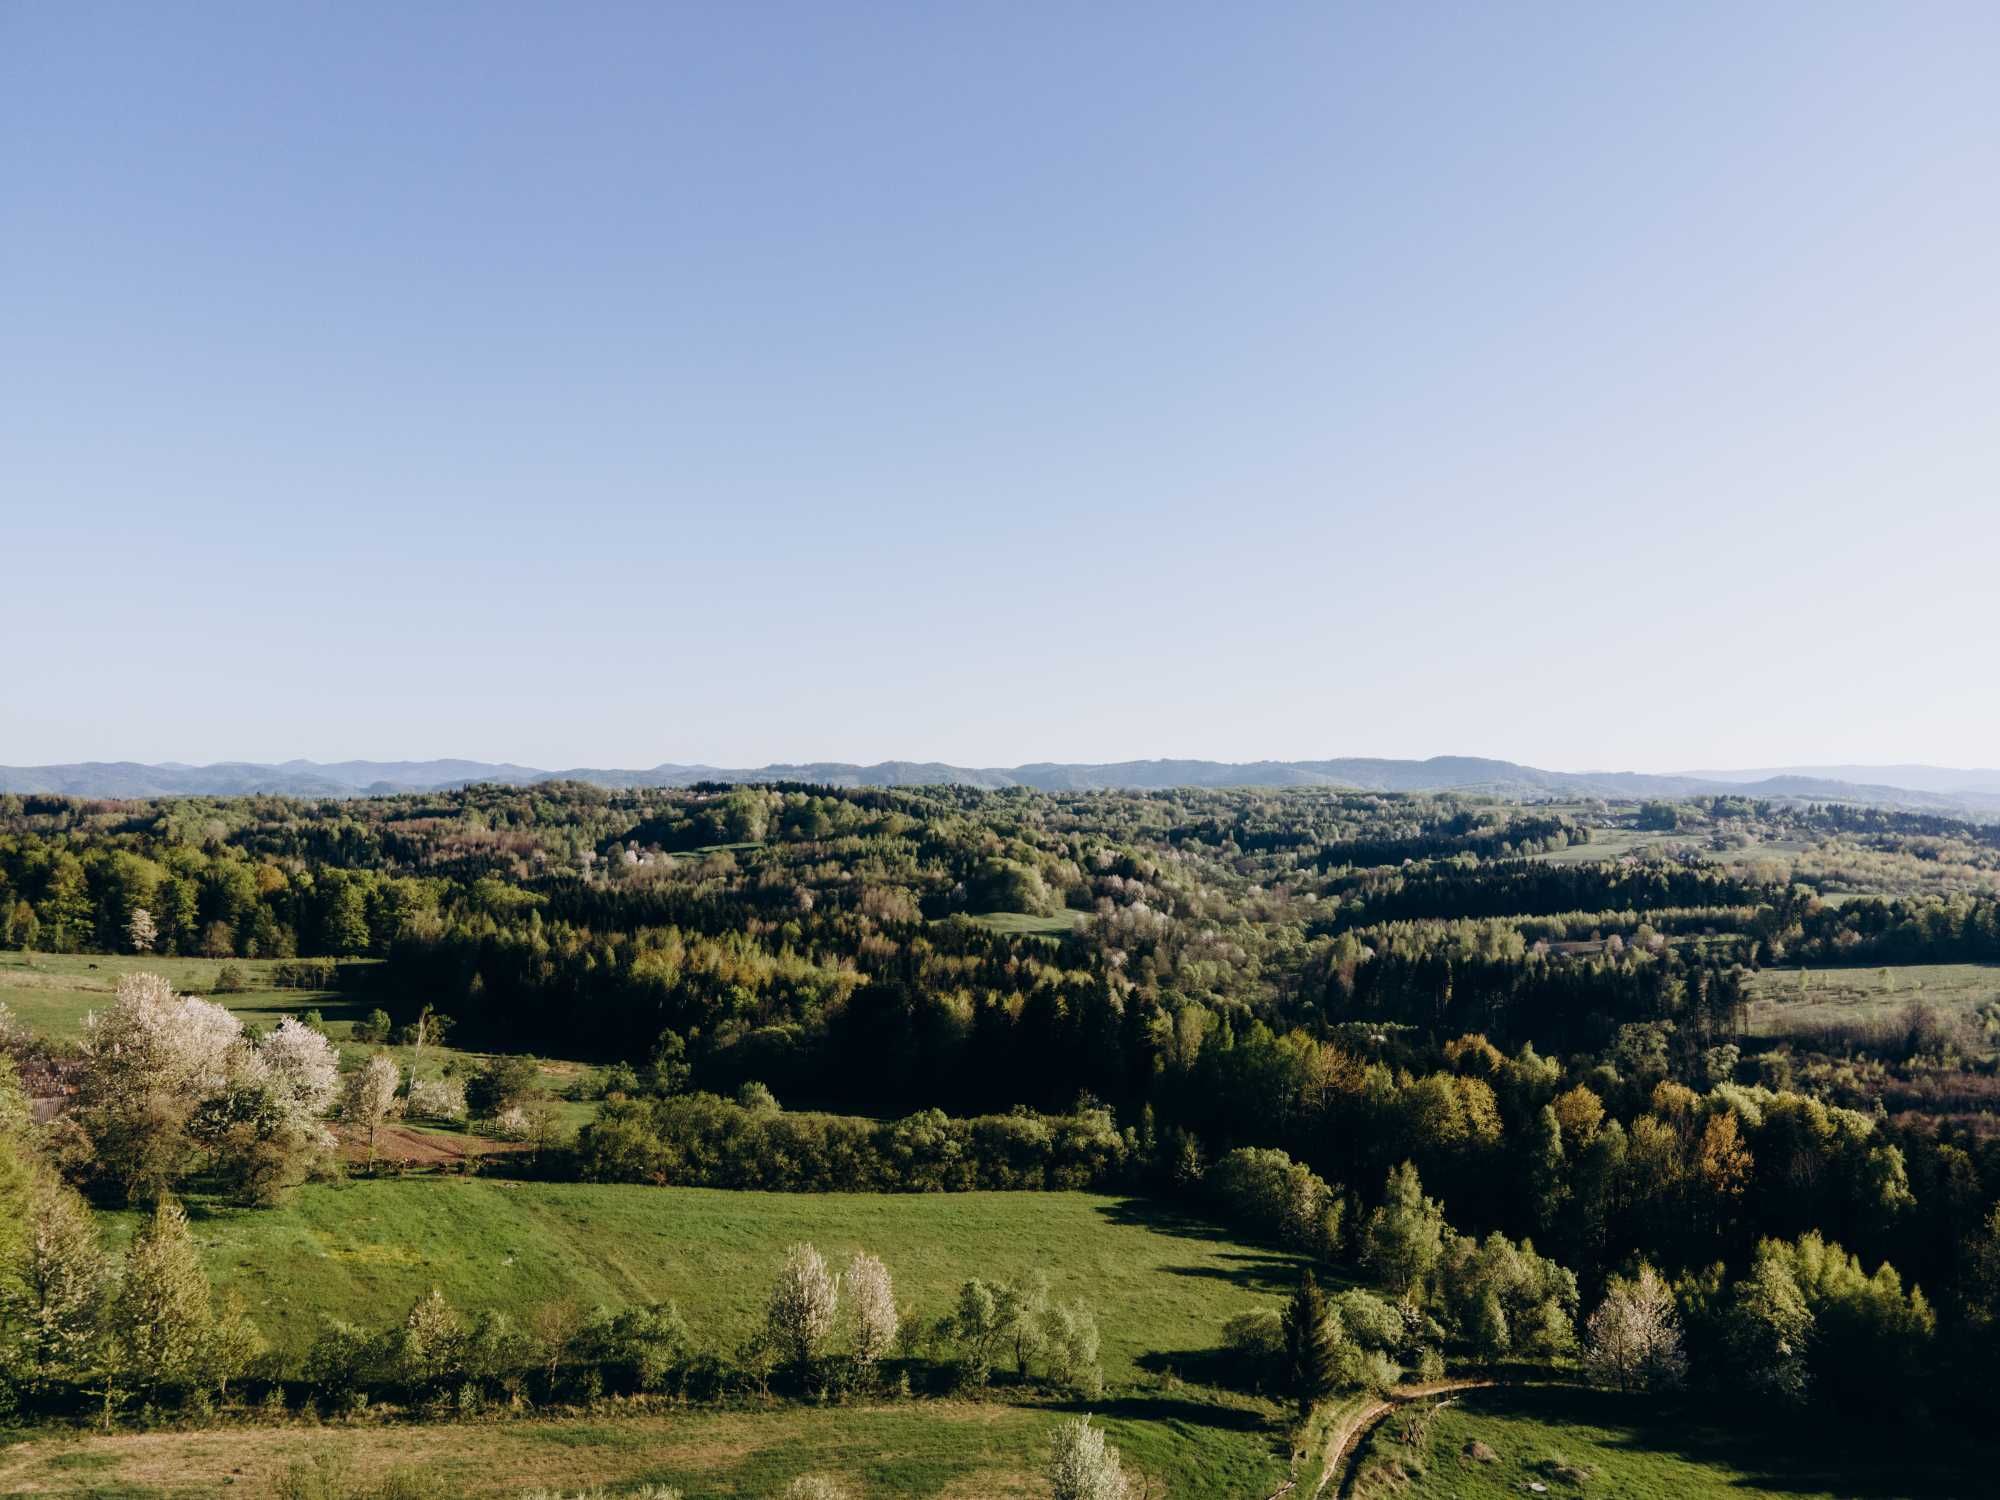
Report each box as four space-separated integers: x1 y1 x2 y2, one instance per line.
1282 1268 1338 1416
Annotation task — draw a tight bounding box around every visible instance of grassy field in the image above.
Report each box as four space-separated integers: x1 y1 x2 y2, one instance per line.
1742 962 2000 1040
0 951 366 1040
101 1181 1308 1388
78 1183 1302 1498
0 951 599 1130
0 1393 1286 1499
1528 829 1681 865
1349 1385 1981 1500
951 912 1083 941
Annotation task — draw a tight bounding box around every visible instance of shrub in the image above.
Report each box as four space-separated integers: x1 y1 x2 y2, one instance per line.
736 1080 781 1114
405 1077 467 1122
467 1055 541 1117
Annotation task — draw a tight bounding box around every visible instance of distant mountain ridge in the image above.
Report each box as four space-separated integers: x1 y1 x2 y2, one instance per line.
3 756 1998 817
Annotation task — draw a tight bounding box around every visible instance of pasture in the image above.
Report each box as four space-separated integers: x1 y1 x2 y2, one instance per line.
1742 962 2000 1041
78 1182 1303 1498
100 1181 1309 1388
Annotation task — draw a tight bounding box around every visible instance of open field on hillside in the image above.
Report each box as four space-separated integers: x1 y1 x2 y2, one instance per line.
78 1184 1302 1498
1529 829 1820 870
0 1394 1286 1500
0 951 599 1129
956 911 1083 940
1527 829 1680 865
1347 1384 1982 1500
100 1182 1311 1387
1742 962 2000 1040
0 951 366 1039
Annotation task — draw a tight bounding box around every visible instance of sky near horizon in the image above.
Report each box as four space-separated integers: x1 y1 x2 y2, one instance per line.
3 3 1997 773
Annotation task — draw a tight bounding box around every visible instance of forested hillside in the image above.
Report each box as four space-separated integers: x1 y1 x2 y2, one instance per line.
1 782 1997 1493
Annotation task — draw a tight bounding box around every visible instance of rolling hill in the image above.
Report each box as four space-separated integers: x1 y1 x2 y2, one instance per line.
4 755 1999 816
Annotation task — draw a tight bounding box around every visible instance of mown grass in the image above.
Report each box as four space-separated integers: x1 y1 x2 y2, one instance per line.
1350 1384 1981 1499
99 1182 1309 1387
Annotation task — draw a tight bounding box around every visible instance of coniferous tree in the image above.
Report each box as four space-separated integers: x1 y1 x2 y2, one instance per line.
116 1200 215 1399
14 1177 110 1391
1282 1268 1338 1415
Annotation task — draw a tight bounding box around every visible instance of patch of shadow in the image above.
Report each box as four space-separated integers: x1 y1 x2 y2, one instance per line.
1134 1345 1276 1399
1158 1255 1313 1296
1045 1390 1274 1435
1093 1197 1259 1243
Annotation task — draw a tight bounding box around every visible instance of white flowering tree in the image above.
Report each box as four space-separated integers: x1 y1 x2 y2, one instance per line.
340 1055 402 1168
257 1018 341 1123
846 1251 898 1368
77 972 244 1201
201 1016 344 1203
767 1242 840 1375
1048 1415 1129 1500
1584 1263 1687 1392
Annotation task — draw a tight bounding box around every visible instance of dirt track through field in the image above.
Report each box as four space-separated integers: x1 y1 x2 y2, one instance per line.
1317 1379 1497 1499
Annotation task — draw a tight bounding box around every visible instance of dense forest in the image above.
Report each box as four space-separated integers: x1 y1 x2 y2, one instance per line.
2 782 1998 1445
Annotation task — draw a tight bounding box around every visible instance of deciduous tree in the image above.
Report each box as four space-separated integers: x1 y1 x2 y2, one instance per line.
1583 1264 1685 1392
767 1242 840 1374
846 1251 898 1367
1048 1414 1128 1500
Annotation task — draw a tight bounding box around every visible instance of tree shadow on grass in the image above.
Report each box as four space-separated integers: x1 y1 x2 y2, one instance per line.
1157 1255 1316 1297
1134 1346 1284 1403
1462 1385 1990 1500
1093 1196 1248 1242
1044 1389 1275 1435
1094 1197 1322 1273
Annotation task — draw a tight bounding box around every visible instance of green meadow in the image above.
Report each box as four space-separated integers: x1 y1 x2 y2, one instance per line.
0 950 363 1040
100 1180 1309 1388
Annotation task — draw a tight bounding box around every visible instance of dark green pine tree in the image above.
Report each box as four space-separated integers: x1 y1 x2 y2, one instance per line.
1282 1268 1338 1415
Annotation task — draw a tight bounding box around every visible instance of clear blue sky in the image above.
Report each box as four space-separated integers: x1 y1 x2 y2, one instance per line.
4 3 1996 772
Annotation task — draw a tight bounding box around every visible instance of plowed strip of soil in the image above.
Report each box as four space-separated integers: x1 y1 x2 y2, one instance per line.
331 1123 528 1168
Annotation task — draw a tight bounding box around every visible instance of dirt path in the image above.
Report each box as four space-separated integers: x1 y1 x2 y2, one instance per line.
1315 1379 1496 1500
